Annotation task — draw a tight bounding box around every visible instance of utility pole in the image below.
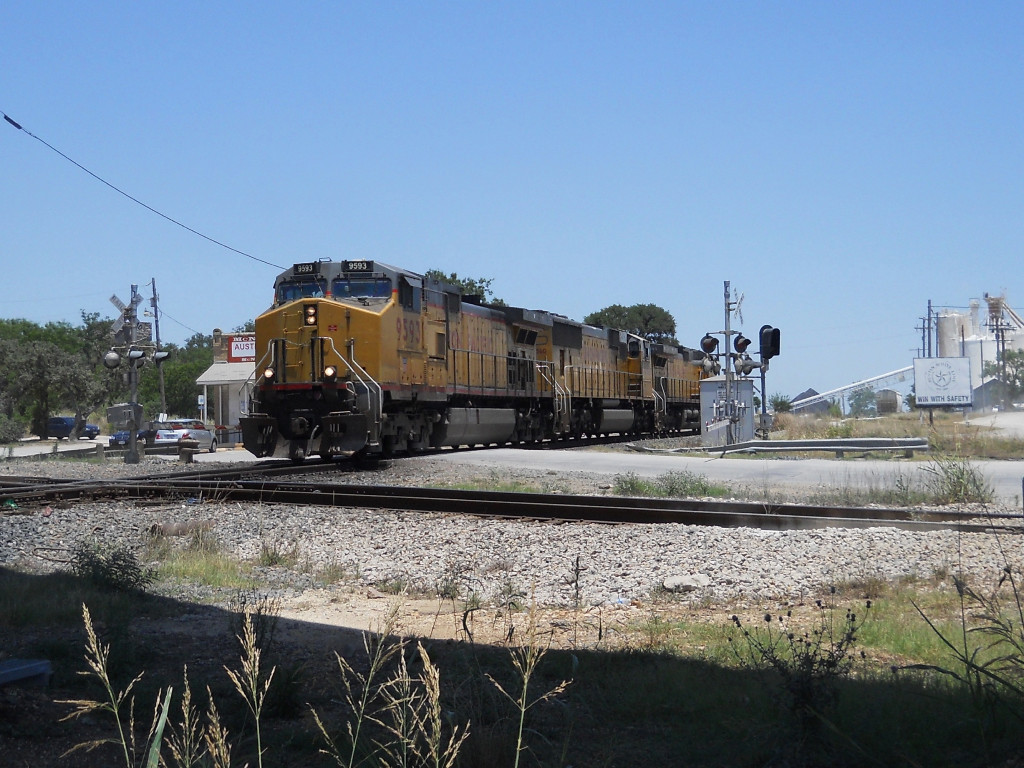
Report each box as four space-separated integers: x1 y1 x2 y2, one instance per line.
927 300 933 357
150 279 167 415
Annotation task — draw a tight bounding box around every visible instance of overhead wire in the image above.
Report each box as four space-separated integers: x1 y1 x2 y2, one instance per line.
2 110 286 270
155 308 203 339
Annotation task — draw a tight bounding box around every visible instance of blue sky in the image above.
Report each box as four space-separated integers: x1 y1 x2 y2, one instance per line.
2 2 1020 401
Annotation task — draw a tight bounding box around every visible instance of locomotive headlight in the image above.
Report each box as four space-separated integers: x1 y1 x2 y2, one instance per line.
304 304 318 326
263 367 275 381
323 365 337 380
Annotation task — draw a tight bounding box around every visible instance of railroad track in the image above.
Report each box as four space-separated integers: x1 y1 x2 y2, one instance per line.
2 467 1019 534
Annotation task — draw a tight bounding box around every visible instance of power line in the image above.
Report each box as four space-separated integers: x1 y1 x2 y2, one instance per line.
156 308 203 338
2 110 286 271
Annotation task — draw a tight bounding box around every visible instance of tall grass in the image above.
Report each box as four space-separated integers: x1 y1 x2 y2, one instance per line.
60 604 172 768
486 600 573 768
613 453 993 507
311 603 471 768
773 410 1024 459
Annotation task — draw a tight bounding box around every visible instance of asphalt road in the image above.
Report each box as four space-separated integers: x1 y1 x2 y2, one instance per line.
7 427 1024 507
966 409 1024 438
439 447 1024 507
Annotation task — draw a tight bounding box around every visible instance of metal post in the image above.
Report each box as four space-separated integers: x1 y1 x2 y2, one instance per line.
125 359 140 464
723 280 735 445
759 361 768 437
125 284 141 465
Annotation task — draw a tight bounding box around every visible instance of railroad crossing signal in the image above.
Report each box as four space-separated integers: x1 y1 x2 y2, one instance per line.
110 288 143 344
106 284 163 465
759 325 781 360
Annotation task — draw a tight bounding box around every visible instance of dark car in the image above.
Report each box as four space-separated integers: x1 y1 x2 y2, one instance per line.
108 429 145 447
47 416 100 440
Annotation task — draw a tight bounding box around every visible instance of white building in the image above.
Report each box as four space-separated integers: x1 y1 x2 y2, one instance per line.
195 330 255 435
935 294 1024 407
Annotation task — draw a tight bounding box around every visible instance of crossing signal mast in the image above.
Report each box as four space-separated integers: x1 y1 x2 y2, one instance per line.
698 282 781 444
105 283 171 464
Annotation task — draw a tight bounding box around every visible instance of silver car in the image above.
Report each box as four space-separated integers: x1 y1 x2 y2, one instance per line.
147 420 218 452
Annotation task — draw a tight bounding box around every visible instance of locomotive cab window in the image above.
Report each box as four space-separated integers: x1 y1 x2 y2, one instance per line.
398 276 422 312
332 277 392 299
277 279 327 304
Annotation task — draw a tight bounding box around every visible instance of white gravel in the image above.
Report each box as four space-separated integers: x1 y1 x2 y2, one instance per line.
2 453 1022 608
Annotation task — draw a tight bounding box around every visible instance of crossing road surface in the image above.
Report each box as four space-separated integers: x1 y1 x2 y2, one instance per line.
6 433 1023 507
438 447 1024 507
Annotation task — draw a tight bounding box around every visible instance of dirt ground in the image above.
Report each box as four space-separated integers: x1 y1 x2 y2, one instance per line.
4 572 742 768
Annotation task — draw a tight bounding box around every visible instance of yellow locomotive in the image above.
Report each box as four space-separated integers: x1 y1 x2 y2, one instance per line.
241 260 704 461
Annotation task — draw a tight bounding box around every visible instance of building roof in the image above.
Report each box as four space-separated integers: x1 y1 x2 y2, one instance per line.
196 361 255 386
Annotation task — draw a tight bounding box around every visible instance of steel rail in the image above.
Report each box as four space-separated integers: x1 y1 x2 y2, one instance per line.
5 474 1018 534
0 459 341 503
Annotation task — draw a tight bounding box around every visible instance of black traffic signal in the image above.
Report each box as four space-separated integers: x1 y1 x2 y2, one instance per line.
700 333 719 354
759 325 781 359
733 334 751 353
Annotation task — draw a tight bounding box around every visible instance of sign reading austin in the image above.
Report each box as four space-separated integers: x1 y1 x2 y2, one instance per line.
913 357 972 406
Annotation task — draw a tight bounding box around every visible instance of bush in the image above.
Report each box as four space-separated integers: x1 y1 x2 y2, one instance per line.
730 588 870 760
70 540 155 592
921 454 993 505
614 471 727 498
0 415 25 444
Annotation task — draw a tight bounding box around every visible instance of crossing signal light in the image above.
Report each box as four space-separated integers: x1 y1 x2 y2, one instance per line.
759 325 781 359
733 334 751 353
700 333 719 354
735 355 757 376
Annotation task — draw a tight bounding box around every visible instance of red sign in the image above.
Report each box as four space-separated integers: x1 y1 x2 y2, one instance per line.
228 334 256 362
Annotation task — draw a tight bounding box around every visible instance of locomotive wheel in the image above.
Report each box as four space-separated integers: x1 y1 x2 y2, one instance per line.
288 441 306 463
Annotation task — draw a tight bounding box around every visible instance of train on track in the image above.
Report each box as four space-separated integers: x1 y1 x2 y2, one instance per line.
240 260 707 461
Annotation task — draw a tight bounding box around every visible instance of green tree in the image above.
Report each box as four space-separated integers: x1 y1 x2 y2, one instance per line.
983 349 1024 405
584 304 677 344
768 393 792 413
0 339 61 434
424 270 506 306
848 388 877 417
136 333 212 419
64 312 124 433
0 313 123 437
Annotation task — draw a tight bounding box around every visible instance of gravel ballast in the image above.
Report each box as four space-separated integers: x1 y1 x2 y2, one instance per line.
2 453 1021 608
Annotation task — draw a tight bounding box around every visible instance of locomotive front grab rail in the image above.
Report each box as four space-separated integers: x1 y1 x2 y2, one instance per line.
336 337 383 446
535 363 569 433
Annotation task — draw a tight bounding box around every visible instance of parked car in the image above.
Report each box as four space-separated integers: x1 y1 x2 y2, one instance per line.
46 416 100 440
108 429 145 447
144 420 217 452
